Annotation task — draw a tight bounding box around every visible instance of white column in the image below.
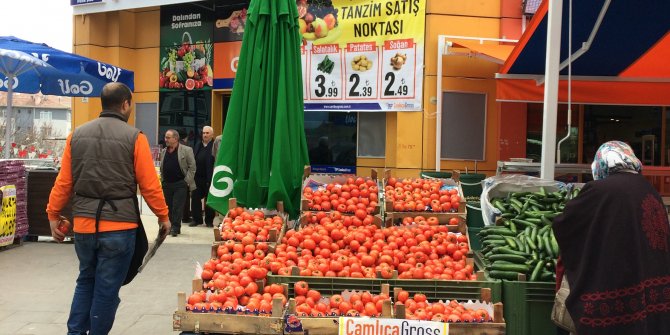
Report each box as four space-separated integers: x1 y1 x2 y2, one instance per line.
540 0 563 180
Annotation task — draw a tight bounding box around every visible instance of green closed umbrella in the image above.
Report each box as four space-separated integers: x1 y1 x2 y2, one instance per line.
207 0 309 218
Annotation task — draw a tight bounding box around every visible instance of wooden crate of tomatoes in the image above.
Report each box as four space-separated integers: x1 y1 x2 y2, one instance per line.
384 212 466 228
282 282 393 335
301 167 380 215
383 170 466 216
213 198 288 245
393 286 506 335
174 277 288 334
279 210 475 280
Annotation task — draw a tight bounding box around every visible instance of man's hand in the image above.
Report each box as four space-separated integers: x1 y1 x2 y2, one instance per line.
158 221 171 239
50 219 65 242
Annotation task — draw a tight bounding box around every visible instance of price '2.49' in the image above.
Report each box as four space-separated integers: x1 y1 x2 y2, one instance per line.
384 72 409 96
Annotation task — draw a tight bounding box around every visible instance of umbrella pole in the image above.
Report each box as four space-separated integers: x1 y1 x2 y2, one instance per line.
4 75 14 159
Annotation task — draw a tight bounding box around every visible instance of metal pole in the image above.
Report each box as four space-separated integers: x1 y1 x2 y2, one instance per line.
4 75 14 159
436 37 445 172
540 0 563 180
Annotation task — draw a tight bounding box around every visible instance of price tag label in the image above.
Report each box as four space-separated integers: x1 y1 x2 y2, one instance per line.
344 42 378 99
381 39 415 98
310 44 342 100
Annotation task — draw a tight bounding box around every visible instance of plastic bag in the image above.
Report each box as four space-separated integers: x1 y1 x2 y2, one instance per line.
480 175 565 226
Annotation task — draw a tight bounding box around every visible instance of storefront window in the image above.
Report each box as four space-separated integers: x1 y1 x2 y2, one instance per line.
526 104 578 163
305 112 357 173
158 91 211 148
582 105 662 165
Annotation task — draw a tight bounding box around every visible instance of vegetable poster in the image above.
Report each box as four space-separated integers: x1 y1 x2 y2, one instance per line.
0 185 17 247
211 0 426 112
159 4 214 91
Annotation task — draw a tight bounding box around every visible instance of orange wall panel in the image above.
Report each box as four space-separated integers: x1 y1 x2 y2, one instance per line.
386 112 397 167
395 112 423 169
498 102 527 160
428 0 500 17
501 0 523 18
118 11 137 48
501 18 523 40
442 55 502 79
133 48 160 93
135 9 160 48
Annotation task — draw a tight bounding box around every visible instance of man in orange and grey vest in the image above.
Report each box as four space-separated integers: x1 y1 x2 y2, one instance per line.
47 82 170 335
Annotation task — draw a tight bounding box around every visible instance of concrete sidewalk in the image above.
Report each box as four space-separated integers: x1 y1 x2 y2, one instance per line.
0 215 218 335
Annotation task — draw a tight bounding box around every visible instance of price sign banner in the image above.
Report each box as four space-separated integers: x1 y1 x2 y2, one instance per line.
301 0 425 112
209 0 425 109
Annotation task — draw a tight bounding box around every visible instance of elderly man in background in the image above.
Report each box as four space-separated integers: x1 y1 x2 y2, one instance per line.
160 129 196 236
189 126 216 227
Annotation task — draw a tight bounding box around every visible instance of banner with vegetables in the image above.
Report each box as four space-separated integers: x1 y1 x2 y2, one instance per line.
159 4 214 91
0 185 17 247
211 0 425 111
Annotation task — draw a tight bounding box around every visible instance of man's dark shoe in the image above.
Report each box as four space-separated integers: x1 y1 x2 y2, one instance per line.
189 222 202 227
171 231 178 237
205 223 213 228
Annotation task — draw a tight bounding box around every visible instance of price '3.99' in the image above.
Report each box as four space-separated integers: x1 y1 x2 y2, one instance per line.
314 75 338 98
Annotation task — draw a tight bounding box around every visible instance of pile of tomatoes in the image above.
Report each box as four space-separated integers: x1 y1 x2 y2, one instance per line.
398 215 461 226
293 281 391 317
191 242 287 314
303 177 379 214
219 207 284 243
395 290 492 322
273 212 474 280
385 178 462 213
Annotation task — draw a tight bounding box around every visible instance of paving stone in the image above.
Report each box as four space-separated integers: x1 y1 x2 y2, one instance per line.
15 322 68 335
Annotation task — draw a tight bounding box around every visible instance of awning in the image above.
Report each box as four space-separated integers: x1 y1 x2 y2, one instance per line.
497 0 670 105
448 41 515 65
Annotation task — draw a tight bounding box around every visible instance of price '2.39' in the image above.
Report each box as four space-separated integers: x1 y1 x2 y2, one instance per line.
384 72 409 97
314 75 338 98
349 74 373 97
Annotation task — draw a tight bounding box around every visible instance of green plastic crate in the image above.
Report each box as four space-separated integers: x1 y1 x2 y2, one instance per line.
419 171 452 179
267 275 502 302
459 173 486 199
466 201 485 228
468 226 484 251
502 280 560 335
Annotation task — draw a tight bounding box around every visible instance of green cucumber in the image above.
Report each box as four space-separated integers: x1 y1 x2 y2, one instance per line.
503 236 518 249
490 262 529 273
530 226 538 244
530 260 545 281
492 246 530 257
489 270 523 281
543 233 554 258
488 254 528 264
550 232 560 255
540 215 553 226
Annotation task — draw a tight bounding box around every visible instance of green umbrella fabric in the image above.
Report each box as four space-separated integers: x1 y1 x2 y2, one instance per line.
207 0 309 218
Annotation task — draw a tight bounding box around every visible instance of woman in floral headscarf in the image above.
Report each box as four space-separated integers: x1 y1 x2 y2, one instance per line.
553 141 670 335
